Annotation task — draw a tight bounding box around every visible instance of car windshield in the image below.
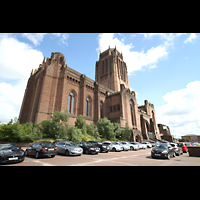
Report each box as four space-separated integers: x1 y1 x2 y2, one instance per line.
41 142 54 147
155 144 168 149
0 144 19 150
65 143 74 146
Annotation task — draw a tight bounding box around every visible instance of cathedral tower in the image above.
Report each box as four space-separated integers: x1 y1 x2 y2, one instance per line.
95 46 130 92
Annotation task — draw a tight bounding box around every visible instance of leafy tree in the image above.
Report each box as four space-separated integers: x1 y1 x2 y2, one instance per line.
86 123 99 139
97 117 115 140
121 123 132 140
114 123 121 138
75 115 86 129
49 110 69 139
40 120 53 138
67 126 82 143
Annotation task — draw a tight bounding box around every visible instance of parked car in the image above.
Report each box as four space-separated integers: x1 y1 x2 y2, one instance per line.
151 144 176 159
122 142 139 150
102 142 123 152
88 141 109 153
177 143 188 153
75 142 100 155
113 142 129 151
25 141 58 158
142 142 152 148
56 141 83 156
170 143 183 156
150 141 160 147
53 140 66 146
132 142 146 149
130 142 140 149
0 144 25 164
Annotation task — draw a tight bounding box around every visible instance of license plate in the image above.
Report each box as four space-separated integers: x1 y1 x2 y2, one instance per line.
9 157 18 160
155 154 161 156
96 149 100 152
48 148 54 151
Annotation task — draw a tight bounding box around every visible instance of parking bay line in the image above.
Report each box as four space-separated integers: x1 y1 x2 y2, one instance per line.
68 153 149 166
26 158 55 166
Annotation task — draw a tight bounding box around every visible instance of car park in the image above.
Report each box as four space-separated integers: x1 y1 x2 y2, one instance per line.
151 144 176 159
122 142 139 150
88 141 109 153
26 141 58 158
75 142 100 155
102 142 123 152
0 144 25 164
56 141 83 156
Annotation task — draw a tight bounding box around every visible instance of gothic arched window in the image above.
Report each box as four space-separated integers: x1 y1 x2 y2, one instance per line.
67 92 75 114
130 100 136 126
86 97 91 117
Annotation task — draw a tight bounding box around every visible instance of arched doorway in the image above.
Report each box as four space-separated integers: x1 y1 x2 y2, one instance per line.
135 134 142 143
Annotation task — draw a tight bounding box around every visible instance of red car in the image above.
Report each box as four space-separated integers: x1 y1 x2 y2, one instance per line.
178 143 188 153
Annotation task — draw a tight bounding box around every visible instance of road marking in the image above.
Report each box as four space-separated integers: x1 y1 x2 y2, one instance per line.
26 158 55 166
68 152 150 166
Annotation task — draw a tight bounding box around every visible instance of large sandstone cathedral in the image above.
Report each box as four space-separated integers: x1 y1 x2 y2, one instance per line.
19 47 174 142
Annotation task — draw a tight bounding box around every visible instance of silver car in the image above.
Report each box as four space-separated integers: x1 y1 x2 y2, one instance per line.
56 142 83 156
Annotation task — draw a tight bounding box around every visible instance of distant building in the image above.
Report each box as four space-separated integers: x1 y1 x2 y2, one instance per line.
181 134 200 142
19 47 173 142
158 124 174 142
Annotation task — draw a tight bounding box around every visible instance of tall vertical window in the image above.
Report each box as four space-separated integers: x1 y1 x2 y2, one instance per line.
67 92 75 113
100 101 103 118
130 100 135 126
86 97 91 117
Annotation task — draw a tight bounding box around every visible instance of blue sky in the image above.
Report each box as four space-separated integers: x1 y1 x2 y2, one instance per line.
0 33 200 138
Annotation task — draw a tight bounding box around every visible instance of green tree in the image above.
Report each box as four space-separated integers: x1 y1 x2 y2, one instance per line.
49 110 69 139
75 115 86 129
86 123 100 139
121 123 132 140
40 120 53 138
114 123 121 138
67 126 82 143
97 117 116 140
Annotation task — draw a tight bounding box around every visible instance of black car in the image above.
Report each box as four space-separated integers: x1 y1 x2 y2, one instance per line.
88 141 109 153
75 142 100 155
25 141 58 158
0 144 25 164
151 144 176 159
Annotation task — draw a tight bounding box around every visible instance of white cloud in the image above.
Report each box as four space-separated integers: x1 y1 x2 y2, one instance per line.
0 35 44 123
21 33 47 46
157 81 200 138
184 33 198 44
52 33 69 45
97 33 169 74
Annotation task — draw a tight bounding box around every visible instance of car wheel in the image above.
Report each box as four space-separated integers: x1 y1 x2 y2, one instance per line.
25 150 28 156
51 155 55 158
167 153 170 159
35 151 39 159
130 146 134 150
85 149 89 154
112 148 116 152
65 150 69 156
